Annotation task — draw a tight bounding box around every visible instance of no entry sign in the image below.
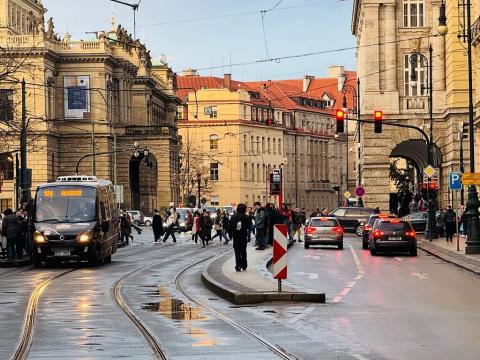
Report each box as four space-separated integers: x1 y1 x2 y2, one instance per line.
273 224 288 280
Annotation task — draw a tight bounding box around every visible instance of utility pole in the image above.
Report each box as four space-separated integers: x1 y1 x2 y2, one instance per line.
20 79 29 206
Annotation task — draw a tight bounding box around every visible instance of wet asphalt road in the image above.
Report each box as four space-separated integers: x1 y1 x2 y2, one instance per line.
1 230 480 359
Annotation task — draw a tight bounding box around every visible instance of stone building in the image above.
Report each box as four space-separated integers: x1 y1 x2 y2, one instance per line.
0 0 180 213
176 68 354 211
352 0 473 210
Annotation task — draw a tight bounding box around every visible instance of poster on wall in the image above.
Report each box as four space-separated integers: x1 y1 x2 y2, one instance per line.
64 76 90 119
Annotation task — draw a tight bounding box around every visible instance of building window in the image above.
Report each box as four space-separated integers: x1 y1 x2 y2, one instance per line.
0 153 14 180
176 106 184 120
244 106 247 119
210 163 219 181
256 136 260 152
243 135 247 152
251 135 254 151
243 162 248 181
403 0 424 27
251 163 255 182
210 195 220 206
273 138 276 154
204 105 217 118
267 138 271 154
209 134 219 150
278 139 282 155
404 54 427 96
0 89 14 122
262 137 265 153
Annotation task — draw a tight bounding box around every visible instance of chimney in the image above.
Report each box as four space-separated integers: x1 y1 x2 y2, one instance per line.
327 65 346 92
303 75 315 92
182 68 198 76
224 73 232 90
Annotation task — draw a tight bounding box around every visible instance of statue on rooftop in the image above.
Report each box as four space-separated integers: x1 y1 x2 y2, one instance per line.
46 17 54 39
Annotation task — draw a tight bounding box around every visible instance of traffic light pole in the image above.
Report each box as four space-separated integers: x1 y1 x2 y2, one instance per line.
20 79 29 206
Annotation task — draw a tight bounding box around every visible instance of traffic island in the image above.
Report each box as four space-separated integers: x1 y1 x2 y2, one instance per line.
201 245 325 305
0 258 31 268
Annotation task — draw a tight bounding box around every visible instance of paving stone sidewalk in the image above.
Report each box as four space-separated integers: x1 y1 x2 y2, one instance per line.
417 234 480 275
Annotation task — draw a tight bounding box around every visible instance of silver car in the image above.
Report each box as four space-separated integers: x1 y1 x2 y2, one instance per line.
304 217 344 250
127 210 144 226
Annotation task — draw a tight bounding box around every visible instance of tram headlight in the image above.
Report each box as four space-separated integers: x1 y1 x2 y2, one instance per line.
77 230 93 243
34 231 46 243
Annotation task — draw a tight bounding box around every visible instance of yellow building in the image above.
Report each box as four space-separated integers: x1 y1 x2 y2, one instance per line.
0 0 180 213
177 70 350 212
473 0 480 171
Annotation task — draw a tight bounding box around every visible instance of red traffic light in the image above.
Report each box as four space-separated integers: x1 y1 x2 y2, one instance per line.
336 109 345 121
374 110 383 121
428 182 438 190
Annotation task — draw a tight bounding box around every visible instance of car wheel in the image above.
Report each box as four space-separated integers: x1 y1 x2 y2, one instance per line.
355 226 363 237
144 220 151 226
409 247 417 256
362 241 369 250
370 246 377 256
304 243 310 249
338 242 343 250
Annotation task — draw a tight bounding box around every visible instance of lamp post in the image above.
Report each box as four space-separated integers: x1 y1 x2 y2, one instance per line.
410 45 438 241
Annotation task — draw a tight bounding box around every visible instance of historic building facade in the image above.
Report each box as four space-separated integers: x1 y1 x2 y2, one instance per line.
176 68 354 211
352 0 472 210
0 0 180 213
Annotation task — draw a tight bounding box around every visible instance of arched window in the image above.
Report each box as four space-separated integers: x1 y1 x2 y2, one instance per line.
209 134 219 150
0 153 14 180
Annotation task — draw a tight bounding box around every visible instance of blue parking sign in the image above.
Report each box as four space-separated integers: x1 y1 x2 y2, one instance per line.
449 172 462 190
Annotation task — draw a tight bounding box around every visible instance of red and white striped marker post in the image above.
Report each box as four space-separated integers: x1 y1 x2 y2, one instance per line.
273 224 288 292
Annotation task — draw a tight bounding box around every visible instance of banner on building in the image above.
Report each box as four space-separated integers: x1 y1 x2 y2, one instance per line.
64 76 90 119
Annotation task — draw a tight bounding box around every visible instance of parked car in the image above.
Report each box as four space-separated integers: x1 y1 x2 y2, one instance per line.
361 213 397 249
127 210 144 226
143 216 152 226
329 207 375 235
304 217 344 250
400 212 427 233
368 218 417 256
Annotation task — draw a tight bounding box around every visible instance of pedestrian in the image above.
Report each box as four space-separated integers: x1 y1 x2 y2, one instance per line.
310 208 320 218
200 209 213 246
292 208 303 242
459 205 468 236
2 209 22 260
15 210 27 260
436 208 446 237
444 205 457 242
409 198 418 213
212 209 224 242
321 208 329 216
152 209 164 243
280 205 293 240
221 211 230 244
192 211 201 244
185 210 194 232
374 207 381 214
162 208 177 243
120 209 132 245
228 203 251 272
246 206 254 243
254 202 267 250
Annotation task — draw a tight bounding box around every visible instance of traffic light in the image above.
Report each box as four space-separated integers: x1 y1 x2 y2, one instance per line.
373 110 383 133
421 182 428 199
428 181 438 199
335 109 345 134
332 185 340 192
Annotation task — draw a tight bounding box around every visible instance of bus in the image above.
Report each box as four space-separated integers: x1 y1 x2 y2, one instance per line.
31 175 119 266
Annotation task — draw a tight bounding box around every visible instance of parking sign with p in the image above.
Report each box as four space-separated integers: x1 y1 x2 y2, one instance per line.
449 172 462 190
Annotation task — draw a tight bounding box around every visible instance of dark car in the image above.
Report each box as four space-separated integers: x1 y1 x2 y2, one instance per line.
329 207 375 235
304 217 344 250
400 212 427 233
368 219 417 256
361 213 397 249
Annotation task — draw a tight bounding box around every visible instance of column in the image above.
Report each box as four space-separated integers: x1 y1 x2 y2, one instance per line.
384 3 398 92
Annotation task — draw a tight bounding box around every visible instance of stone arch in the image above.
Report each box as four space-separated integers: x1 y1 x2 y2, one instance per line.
390 139 442 171
129 153 158 213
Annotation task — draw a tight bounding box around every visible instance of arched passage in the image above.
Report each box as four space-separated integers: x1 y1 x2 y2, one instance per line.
390 139 442 170
129 154 158 213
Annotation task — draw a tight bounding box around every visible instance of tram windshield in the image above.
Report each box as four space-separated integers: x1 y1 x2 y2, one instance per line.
35 186 96 223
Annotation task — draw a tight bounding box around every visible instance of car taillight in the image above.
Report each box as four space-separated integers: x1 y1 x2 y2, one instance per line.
364 225 372 231
305 226 316 234
373 230 384 238
332 227 344 235
405 230 416 237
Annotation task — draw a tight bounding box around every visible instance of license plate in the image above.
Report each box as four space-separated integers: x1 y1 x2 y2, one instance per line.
54 249 71 256
389 237 402 241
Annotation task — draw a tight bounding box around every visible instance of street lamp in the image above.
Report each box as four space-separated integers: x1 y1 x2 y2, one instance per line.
195 172 208 208
409 45 438 240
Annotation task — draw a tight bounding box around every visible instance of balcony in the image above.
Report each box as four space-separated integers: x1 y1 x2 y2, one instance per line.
125 125 176 137
401 96 427 111
473 15 480 46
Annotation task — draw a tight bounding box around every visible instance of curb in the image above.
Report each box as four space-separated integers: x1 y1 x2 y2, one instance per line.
201 240 325 305
0 258 31 268
417 240 480 276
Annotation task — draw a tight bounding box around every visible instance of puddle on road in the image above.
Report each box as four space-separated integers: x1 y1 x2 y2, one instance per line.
141 287 224 347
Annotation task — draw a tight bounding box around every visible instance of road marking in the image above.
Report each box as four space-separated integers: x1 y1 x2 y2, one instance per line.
293 271 318 280
287 305 315 324
351 354 371 360
411 272 429 280
332 244 365 303
394 257 403 262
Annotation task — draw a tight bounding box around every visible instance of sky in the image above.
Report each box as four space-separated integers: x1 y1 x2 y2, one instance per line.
43 0 356 81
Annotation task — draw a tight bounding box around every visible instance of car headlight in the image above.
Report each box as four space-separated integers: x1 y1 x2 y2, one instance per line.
77 230 93 243
34 231 46 243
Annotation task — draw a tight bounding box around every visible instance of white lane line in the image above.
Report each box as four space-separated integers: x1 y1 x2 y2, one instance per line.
331 244 365 303
394 257 403 262
351 353 371 360
287 305 315 324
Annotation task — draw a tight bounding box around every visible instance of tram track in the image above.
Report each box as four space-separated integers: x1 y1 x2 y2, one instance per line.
173 250 300 360
10 241 174 360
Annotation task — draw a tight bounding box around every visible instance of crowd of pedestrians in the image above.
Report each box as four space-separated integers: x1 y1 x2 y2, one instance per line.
1 208 29 260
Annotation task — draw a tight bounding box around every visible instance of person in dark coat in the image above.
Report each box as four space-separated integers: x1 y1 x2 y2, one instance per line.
152 210 164 243
228 203 251 271
200 210 213 246
444 206 457 242
2 209 23 260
